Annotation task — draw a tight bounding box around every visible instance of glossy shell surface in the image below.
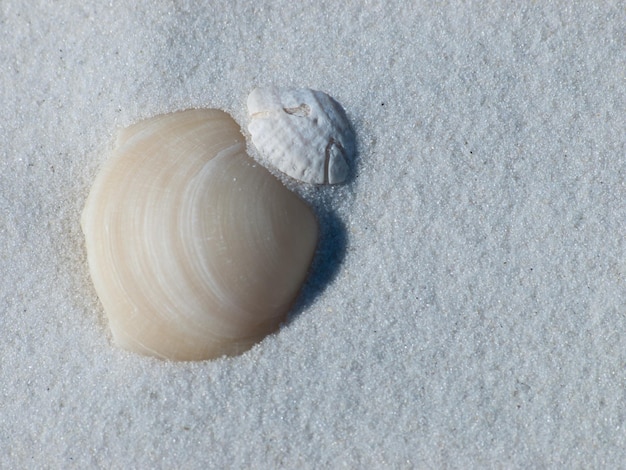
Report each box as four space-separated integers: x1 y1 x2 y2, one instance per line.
82 109 318 361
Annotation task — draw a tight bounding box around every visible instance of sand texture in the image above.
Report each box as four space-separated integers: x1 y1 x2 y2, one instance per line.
1 1 625 468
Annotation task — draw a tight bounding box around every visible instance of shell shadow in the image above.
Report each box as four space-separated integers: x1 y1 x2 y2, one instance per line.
288 206 348 321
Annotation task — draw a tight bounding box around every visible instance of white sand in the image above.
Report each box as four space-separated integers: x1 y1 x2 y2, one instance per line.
1 1 625 467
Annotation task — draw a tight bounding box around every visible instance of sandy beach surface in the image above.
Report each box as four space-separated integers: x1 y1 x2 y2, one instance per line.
1 1 625 467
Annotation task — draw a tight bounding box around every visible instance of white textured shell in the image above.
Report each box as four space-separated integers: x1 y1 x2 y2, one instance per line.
247 87 355 184
81 109 318 361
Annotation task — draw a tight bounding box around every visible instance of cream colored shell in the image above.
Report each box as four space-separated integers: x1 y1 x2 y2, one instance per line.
247 87 354 184
82 109 318 361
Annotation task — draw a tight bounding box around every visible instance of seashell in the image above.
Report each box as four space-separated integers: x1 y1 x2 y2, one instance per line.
247 87 355 185
82 109 318 361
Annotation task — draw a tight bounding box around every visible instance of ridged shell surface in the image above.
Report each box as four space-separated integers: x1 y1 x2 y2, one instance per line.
82 109 318 361
247 87 355 184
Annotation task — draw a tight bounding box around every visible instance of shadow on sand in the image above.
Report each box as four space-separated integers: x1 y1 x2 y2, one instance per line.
288 204 348 321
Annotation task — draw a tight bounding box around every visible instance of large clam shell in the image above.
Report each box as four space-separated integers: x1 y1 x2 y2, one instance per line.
82 109 318 361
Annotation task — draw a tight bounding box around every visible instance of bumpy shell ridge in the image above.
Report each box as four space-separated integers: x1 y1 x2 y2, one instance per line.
247 87 354 184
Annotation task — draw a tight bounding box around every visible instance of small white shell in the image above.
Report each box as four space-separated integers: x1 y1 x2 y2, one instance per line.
247 87 354 185
82 109 318 361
